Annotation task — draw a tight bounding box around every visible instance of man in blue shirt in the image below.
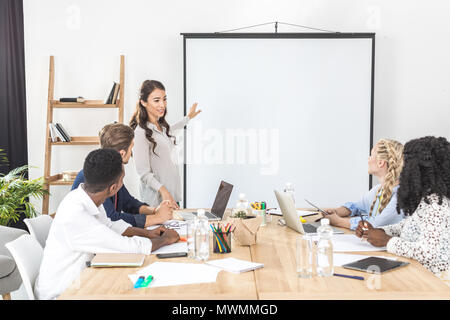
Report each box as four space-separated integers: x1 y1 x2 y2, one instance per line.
72 123 174 228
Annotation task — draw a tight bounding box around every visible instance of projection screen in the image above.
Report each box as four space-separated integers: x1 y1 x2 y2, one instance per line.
182 33 374 210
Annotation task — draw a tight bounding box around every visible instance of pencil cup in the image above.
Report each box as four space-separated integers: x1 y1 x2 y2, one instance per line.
213 231 232 254
296 235 313 278
252 209 267 226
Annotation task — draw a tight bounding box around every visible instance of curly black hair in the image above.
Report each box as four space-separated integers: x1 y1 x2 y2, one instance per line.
396 136 450 216
83 148 123 193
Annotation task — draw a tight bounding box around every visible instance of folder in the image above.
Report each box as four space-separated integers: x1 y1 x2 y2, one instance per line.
87 253 146 268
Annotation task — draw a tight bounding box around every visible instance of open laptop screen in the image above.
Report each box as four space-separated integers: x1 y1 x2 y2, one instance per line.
210 181 233 218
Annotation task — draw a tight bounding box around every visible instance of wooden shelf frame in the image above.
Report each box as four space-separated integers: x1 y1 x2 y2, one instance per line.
50 99 121 108
42 55 125 214
50 136 100 146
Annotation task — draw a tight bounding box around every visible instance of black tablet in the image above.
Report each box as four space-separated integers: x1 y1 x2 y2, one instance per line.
342 256 410 274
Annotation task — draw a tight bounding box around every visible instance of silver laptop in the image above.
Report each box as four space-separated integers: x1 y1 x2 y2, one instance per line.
274 190 344 235
179 181 233 221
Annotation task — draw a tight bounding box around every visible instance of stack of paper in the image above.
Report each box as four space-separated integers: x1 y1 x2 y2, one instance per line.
147 220 187 235
310 234 386 252
332 234 386 252
147 220 188 255
206 258 264 273
129 262 221 288
151 242 188 255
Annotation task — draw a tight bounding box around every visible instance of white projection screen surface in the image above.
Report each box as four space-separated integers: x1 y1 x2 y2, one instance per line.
183 34 374 210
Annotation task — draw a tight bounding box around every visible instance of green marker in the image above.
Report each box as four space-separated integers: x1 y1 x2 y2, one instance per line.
140 275 154 288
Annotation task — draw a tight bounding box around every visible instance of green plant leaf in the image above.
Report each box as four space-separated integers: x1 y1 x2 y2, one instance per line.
0 165 46 225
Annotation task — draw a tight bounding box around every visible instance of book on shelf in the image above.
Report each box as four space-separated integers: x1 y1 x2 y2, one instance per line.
112 83 120 104
49 123 57 142
54 123 71 142
50 123 65 142
105 82 118 104
59 97 85 103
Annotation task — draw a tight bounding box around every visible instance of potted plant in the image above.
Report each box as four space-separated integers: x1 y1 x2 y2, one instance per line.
0 163 48 227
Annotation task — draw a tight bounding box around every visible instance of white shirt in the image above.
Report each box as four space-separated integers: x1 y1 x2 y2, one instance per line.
34 185 152 300
133 116 190 206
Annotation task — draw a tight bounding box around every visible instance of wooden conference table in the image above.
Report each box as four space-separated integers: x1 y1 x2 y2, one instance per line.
59 209 450 300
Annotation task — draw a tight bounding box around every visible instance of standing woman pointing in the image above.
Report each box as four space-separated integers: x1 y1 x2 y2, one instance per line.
130 80 201 208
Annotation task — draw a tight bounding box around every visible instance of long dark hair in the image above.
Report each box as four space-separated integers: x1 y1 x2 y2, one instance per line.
396 136 450 216
129 80 176 156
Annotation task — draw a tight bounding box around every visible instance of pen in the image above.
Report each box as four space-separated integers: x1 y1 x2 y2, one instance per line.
360 214 367 228
333 273 364 281
360 215 368 241
134 276 145 288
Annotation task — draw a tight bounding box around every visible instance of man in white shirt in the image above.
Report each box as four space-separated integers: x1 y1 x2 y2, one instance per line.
34 149 179 300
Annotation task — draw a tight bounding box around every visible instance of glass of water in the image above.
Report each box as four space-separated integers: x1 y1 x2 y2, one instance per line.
296 235 313 278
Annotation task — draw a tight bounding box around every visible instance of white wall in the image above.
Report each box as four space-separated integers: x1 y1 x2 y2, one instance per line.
24 0 450 212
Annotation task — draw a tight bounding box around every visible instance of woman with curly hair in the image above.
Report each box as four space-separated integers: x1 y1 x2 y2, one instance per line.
323 139 405 230
356 136 450 277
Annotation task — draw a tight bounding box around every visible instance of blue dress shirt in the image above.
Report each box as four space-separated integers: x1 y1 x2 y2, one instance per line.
343 184 404 230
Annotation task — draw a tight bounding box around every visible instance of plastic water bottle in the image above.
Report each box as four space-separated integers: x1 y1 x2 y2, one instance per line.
187 219 197 259
235 193 250 216
284 182 295 204
316 218 334 277
195 209 210 261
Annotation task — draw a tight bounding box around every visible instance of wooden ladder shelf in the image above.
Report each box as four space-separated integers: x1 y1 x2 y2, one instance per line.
41 55 124 215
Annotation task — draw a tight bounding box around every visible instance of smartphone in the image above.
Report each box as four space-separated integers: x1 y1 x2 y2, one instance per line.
156 252 188 259
304 198 330 216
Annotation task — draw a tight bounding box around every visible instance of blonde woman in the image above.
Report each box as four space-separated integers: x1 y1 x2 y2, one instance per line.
324 139 405 230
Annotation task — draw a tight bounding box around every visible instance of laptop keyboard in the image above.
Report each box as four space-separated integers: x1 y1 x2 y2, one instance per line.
205 212 219 219
179 211 219 220
303 224 318 233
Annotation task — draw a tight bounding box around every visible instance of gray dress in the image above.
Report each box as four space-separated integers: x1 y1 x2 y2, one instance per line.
133 116 190 206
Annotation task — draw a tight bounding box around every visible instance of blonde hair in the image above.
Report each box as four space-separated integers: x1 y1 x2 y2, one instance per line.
99 123 134 152
369 139 404 215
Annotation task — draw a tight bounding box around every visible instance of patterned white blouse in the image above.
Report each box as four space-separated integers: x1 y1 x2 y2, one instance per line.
381 194 450 277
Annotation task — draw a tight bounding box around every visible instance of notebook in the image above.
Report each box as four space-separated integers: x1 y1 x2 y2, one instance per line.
342 256 409 274
87 253 146 268
206 258 264 273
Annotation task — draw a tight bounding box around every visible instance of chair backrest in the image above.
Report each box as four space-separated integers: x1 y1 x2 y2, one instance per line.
5 234 43 300
23 215 53 248
0 225 28 257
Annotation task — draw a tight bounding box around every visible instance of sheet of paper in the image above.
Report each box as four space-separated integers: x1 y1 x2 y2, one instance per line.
129 262 221 288
268 209 317 217
151 242 188 255
147 220 187 235
206 257 264 273
327 234 386 252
